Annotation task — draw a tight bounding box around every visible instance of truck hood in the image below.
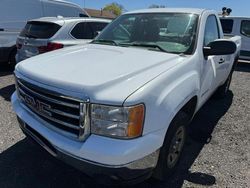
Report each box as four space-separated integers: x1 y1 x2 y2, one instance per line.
17 44 185 105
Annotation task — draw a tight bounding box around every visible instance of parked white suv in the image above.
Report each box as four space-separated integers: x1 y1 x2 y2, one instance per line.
220 16 250 60
16 17 111 63
12 8 241 184
0 0 89 66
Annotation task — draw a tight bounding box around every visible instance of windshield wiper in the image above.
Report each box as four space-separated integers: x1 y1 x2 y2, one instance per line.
120 42 169 53
91 39 118 46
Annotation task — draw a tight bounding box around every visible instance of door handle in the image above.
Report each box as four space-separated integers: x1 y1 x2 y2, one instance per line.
218 58 225 64
0 28 4 31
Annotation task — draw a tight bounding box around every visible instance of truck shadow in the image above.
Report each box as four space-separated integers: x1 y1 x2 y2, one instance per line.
0 84 15 101
236 61 250 72
0 64 13 77
0 64 15 101
0 138 98 188
0 92 233 188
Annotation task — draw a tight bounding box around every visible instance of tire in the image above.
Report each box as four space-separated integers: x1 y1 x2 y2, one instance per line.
153 111 189 181
214 71 233 99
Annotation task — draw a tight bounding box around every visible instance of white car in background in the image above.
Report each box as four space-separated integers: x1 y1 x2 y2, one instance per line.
16 17 111 63
220 16 250 61
0 0 89 66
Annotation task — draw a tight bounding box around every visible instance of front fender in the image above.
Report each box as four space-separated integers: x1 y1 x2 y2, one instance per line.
155 70 200 130
124 69 200 149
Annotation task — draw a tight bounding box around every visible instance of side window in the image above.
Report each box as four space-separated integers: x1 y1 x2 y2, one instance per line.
220 19 234 34
71 22 93 39
204 15 220 46
90 22 109 35
241 20 250 37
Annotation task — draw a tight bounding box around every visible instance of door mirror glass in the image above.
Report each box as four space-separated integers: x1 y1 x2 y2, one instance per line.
203 40 236 57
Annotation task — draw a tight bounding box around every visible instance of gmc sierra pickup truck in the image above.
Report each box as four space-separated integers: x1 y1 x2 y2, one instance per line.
11 8 241 184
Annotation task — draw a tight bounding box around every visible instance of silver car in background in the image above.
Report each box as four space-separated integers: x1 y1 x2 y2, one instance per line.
16 17 111 63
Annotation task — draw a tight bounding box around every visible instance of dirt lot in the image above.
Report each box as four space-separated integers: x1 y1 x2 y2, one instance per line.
0 63 249 188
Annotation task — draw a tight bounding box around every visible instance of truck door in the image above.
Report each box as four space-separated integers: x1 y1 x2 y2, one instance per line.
200 15 222 101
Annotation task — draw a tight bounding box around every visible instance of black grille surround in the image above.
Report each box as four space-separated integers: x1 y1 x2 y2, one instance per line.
15 77 90 141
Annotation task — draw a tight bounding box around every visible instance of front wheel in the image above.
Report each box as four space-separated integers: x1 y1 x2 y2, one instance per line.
153 112 188 181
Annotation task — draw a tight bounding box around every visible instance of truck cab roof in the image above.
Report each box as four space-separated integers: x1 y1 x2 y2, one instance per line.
125 8 207 15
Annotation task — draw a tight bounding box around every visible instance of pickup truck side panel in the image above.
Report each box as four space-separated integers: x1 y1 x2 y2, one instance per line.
197 11 240 108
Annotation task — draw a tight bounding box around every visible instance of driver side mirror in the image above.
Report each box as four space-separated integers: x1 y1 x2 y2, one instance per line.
203 40 236 57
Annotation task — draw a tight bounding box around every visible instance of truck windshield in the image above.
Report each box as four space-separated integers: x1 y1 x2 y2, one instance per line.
94 13 199 54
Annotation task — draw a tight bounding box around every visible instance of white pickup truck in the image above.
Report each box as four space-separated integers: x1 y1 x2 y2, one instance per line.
11 8 241 184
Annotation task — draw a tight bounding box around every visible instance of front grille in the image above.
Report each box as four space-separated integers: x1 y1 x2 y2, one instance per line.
15 77 89 140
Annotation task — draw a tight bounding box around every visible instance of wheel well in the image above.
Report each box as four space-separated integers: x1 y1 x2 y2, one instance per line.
179 96 198 122
153 96 198 179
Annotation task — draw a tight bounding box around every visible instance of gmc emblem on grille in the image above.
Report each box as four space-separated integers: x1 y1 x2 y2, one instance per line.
24 94 52 117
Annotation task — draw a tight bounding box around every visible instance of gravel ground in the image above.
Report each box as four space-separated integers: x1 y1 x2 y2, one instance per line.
0 63 249 188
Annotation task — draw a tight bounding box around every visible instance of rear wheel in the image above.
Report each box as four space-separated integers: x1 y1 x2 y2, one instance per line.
153 111 188 181
214 71 233 99
214 57 238 99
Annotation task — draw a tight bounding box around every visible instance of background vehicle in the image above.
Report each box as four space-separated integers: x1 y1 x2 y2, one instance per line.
12 8 241 184
220 16 250 60
16 17 111 63
0 0 89 66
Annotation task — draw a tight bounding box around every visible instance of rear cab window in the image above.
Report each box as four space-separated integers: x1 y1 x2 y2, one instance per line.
220 19 234 34
241 20 250 37
20 21 61 39
70 22 109 39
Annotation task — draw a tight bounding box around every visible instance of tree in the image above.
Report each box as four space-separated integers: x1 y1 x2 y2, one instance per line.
103 2 124 16
149 4 166 8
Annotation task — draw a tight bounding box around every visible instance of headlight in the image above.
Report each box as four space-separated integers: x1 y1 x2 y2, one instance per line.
91 104 145 139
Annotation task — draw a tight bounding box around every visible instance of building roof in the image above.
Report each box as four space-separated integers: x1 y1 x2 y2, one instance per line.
84 8 117 19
